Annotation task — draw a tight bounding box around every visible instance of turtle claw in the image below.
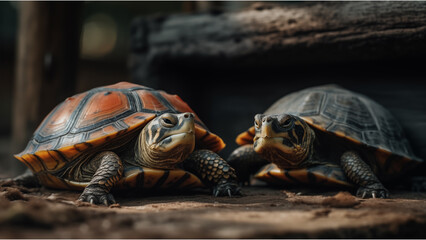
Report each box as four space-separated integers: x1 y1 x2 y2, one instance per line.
78 187 116 206
356 183 389 199
100 193 116 205
212 180 241 197
214 190 219 197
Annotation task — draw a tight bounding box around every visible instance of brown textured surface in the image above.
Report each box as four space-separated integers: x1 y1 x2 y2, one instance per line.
131 2 426 68
1 180 426 238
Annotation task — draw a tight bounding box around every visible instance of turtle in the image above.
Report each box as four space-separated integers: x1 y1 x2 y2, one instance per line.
14 82 240 205
228 84 423 198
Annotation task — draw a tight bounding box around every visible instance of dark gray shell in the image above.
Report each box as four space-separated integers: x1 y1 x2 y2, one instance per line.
264 85 422 171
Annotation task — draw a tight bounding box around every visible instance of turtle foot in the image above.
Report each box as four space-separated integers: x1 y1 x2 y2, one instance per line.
213 180 241 197
356 183 389 199
78 186 116 206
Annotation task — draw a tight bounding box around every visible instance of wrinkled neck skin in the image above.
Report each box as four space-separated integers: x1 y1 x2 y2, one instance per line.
296 125 316 167
134 130 191 169
295 127 316 168
266 128 315 169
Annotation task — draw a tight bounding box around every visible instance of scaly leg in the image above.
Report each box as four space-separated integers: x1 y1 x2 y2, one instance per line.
227 144 268 185
78 151 123 205
184 149 240 197
341 151 389 198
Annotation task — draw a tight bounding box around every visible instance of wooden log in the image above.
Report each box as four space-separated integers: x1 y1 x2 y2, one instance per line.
130 1 426 74
11 2 81 174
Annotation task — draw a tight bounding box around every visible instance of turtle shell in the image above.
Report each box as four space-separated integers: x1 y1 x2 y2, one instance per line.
15 82 224 189
255 163 353 188
236 84 422 185
63 167 205 191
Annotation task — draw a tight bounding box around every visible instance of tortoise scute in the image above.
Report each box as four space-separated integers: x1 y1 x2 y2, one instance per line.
135 90 168 111
35 92 88 141
73 91 131 130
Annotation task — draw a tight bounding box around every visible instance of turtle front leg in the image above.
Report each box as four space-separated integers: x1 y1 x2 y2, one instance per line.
341 151 389 198
78 151 123 205
227 144 269 185
184 149 240 197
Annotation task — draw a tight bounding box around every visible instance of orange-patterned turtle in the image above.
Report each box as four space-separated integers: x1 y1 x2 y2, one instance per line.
15 82 239 205
228 84 422 198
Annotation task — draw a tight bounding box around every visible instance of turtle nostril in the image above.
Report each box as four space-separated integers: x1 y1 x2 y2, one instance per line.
184 113 193 119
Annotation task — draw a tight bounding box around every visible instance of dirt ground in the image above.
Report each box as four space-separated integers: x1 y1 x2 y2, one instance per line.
1 179 426 238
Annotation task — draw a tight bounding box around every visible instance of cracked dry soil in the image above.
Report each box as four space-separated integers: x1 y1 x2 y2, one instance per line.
1 180 426 238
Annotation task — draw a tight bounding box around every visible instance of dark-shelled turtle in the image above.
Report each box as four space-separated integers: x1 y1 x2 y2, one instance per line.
15 82 239 205
228 84 422 198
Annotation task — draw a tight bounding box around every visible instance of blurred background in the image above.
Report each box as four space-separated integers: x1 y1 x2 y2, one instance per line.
1 1 425 178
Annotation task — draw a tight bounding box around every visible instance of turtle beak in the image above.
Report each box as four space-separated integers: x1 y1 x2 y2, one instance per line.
254 116 281 154
253 115 274 141
260 116 274 138
182 112 195 134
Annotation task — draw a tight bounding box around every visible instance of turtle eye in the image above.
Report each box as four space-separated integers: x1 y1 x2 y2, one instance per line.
254 114 263 129
163 118 172 124
254 119 261 129
161 115 177 127
281 118 293 128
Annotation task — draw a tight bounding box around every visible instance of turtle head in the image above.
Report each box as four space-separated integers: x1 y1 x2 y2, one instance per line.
137 112 196 169
253 113 315 169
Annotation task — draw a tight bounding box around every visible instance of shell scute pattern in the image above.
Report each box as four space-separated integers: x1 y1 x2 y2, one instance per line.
136 90 168 111
35 92 88 142
72 91 131 131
